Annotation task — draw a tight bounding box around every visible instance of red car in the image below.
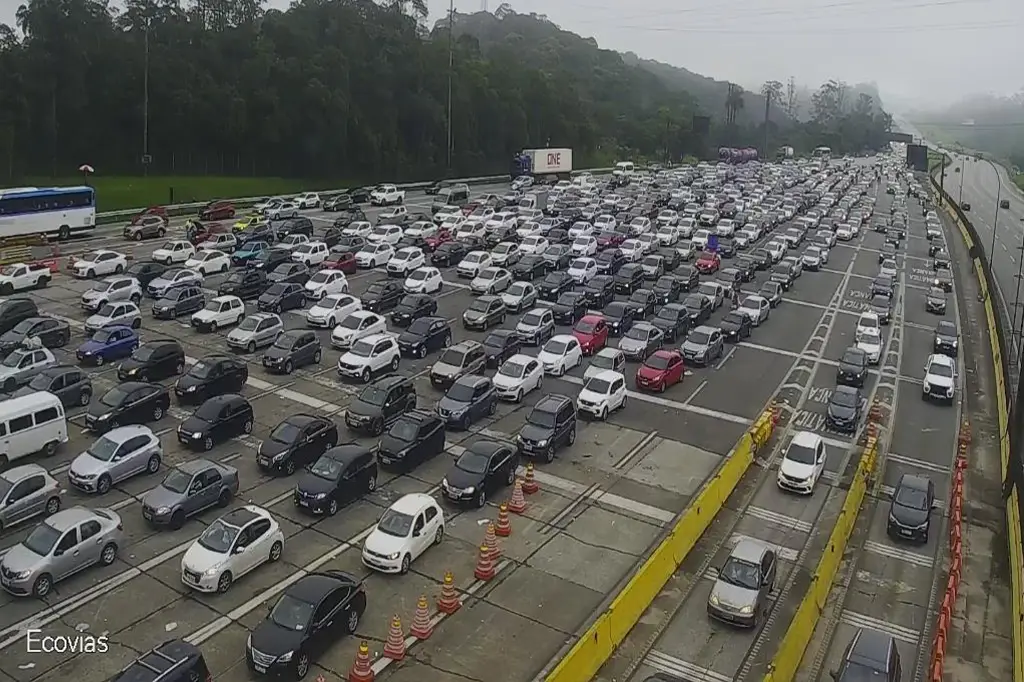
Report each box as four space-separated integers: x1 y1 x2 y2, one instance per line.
596 231 625 250
199 200 236 221
425 228 453 252
636 350 685 392
572 315 609 355
184 219 230 245
696 250 721 274
322 251 358 274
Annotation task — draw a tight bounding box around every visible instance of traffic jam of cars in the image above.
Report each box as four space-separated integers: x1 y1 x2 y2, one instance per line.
0 154 965 682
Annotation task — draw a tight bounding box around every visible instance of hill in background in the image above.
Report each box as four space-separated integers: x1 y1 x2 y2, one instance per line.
909 92 1024 168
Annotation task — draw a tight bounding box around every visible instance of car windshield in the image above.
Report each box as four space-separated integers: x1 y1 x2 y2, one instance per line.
522 313 544 327
832 389 859 408
340 316 364 330
842 350 864 365
644 354 671 370
544 339 569 355
499 361 527 378
937 322 956 336
376 508 414 537
624 327 647 341
87 435 122 462
349 340 374 357
202 301 222 312
188 360 216 378
571 259 590 270
97 304 118 318
91 329 117 343
456 451 489 474
238 317 260 332
23 522 61 556
271 421 302 444
197 519 240 554
310 271 331 284
28 373 54 390
445 382 476 402
161 469 193 494
929 287 945 298
468 299 491 313
895 485 929 510
929 362 954 378
408 269 429 281
855 328 879 344
310 455 343 481
266 284 287 296
388 419 418 442
718 557 760 591
270 594 316 631
100 386 131 407
585 378 612 394
527 408 557 428
357 385 390 406
11 320 36 335
688 331 710 345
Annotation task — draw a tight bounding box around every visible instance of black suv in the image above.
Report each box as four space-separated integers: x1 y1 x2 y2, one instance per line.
218 269 268 300
537 271 574 302
398 317 451 359
0 297 38 335
246 570 367 677
483 329 521 368
258 414 339 475
836 346 869 387
517 394 578 462
391 294 438 327
441 439 520 508
114 639 211 682
294 445 378 515
118 340 186 382
152 285 205 319
831 628 902 682
650 303 690 342
250 247 292 272
583 275 615 308
933 320 958 357
886 474 935 543
178 394 255 451
345 376 418 436
551 292 587 325
174 355 248 405
378 410 447 470
613 263 645 294
276 216 314 237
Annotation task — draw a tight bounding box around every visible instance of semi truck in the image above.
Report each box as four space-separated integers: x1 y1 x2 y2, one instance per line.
718 147 759 164
511 148 573 181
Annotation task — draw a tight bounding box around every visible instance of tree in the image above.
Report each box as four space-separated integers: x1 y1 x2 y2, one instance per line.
725 84 745 127
760 80 783 107
785 77 799 119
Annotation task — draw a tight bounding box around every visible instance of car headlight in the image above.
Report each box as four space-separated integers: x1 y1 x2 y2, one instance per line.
272 453 286 462
204 566 220 576
278 651 294 663
386 553 401 560
464 486 476 494
186 385 196 392
157 506 170 515
537 439 549 447
739 605 754 615
923 382 931 392
709 593 720 606
192 433 202 439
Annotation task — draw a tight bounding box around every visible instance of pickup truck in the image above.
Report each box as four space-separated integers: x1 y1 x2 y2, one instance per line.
370 185 406 206
0 263 52 294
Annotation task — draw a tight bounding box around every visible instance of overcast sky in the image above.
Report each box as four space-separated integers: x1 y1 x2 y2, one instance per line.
1 0 1018 111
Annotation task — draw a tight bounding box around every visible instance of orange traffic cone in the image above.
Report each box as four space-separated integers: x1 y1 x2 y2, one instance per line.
474 543 496 581
382 614 406 661
508 479 527 513
437 570 461 614
484 522 501 561
522 462 539 494
495 502 512 536
348 641 374 682
410 594 433 639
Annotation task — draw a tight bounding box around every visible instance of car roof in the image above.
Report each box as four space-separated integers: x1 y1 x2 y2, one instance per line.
591 369 624 382
897 473 931 491
390 492 437 515
176 458 219 474
47 506 103 530
289 570 361 603
1 462 49 483
103 424 155 443
791 430 823 448
849 627 895 668
731 538 767 563
927 353 955 368
693 325 717 334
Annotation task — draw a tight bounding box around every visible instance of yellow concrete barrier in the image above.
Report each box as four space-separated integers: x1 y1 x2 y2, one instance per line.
544 410 776 682
0 247 31 266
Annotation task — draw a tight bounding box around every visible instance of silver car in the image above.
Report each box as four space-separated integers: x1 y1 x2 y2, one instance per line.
80 276 143 313
681 325 725 366
707 538 777 628
84 301 142 334
68 425 163 494
227 313 283 353
515 308 555 346
879 258 898 279
0 464 61 532
616 322 663 361
501 281 537 313
141 459 240 530
0 342 58 392
0 506 123 597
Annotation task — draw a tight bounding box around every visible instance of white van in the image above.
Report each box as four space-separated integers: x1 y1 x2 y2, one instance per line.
613 161 635 178
0 391 67 467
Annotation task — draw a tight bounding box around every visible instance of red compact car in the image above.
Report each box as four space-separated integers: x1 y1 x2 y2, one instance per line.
596 231 625 250
636 350 685 392
696 250 721 274
199 200 236 221
572 314 609 355
425 228 453 252
322 251 358 274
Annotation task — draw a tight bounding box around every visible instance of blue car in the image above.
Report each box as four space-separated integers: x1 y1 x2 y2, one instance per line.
76 325 140 366
232 240 269 266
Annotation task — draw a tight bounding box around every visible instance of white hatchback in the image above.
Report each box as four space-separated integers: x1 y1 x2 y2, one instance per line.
180 505 284 593
362 493 444 574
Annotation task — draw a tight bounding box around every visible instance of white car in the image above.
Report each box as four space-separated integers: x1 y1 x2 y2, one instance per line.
923 353 956 403
570 236 598 257
442 215 467 233
370 185 405 206
502 281 538 313
191 295 245 332
836 224 854 241
362 493 444 574
387 247 426 277
519 235 549 255
306 293 361 329
691 229 711 250
656 226 679 246
81 277 143 310
343 221 373 238
737 295 770 326
675 240 695 261
568 221 594 239
184 249 231 275
337 332 400 383
404 221 437 239
493 354 544 402
576 369 628 420
331 310 387 349
491 242 521 267
304 269 349 300
433 206 462 224
84 302 141 334
72 250 129 278
816 230 836 247
594 214 617 232
879 258 898 279
620 239 644 262
637 233 658 255
455 223 487 242
404 267 443 294
268 201 300 220
456 251 492 279
567 257 598 285
471 267 512 295
856 326 883 364
152 241 195 265
678 217 696 237
765 241 786 262
180 505 284 593
278 234 310 251
297 192 321 209
253 197 283 213
292 241 330 267
368 225 404 246
856 311 881 339
516 221 542 239
801 247 824 270
777 431 826 494
657 209 679 226
378 206 408 223
537 335 583 376
733 229 757 249
466 207 495 225
197 233 237 253
355 243 395 268
629 217 652 236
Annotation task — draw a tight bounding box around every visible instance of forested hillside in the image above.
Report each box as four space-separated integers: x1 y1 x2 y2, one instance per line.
910 93 1024 169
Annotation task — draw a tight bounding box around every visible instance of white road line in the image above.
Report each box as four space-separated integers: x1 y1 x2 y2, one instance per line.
839 611 920 644
745 506 814 534
863 540 934 568
645 649 734 682
879 484 945 509
886 452 951 474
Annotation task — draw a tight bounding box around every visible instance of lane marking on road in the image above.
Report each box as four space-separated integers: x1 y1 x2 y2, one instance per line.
645 649 734 682
839 611 920 644
745 506 814 534
863 540 934 568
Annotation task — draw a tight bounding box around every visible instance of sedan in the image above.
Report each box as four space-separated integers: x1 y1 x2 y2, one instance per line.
492 354 544 403
441 440 519 508
257 414 339 475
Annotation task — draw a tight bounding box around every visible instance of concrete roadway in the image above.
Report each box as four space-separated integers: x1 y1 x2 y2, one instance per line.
593 181 963 682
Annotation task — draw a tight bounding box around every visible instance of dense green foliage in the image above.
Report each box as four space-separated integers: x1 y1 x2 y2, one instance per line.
0 0 894 184
911 93 1024 170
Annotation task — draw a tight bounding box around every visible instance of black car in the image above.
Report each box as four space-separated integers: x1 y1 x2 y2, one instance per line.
516 394 578 463
626 289 657 319
391 294 437 327
0 298 38 335
510 254 549 281
125 261 169 287
436 375 498 430
250 247 293 272
431 241 468 267
928 241 946 257
257 283 306 314
886 474 935 543
661 248 681 272
613 263 646 295
238 224 276 244
174 355 248 405
718 239 736 258
118 340 186 382
538 272 574 302
246 570 367 677
826 384 863 433
871 275 895 298
115 639 211 682
602 301 635 336
582 275 616 308
926 287 947 314
551 292 587 325
735 256 757 282
397 317 452 358
151 285 205 319
721 310 752 341
86 382 169 433
258 414 339 474
0 316 70 354
675 264 700 291
596 249 626 275
650 303 690 342
932 249 951 270
263 330 322 374
178 393 254 451
377 410 447 471
837 346 869 387
345 376 418 436
360 280 403 313
332 235 366 255
323 192 353 210
218 269 268 300
750 248 772 270
932 270 953 293
878 244 897 264
462 295 506 331
869 294 893 324
933 320 959 357
682 293 712 325
652 275 682 304
442 439 519 508
294 446 378 516
276 217 314 238
268 262 310 286
16 365 92 408
885 229 902 246
770 263 795 290
483 329 521 368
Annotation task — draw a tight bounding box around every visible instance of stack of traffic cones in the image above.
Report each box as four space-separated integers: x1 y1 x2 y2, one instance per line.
348 641 374 682
483 522 501 561
437 571 461 614
382 615 406 661
522 463 539 494
495 502 512 536
410 595 434 639
474 543 496 581
508 479 527 513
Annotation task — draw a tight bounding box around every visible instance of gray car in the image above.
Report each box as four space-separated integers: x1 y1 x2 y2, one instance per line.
515 308 555 346
0 464 61 532
262 329 322 374
0 506 123 597
681 325 725 366
227 313 283 353
430 340 487 389
15 365 93 408
68 425 163 494
616 322 663 361
0 342 58 392
80 276 143 313
84 301 142 334
707 538 777 628
141 459 239 530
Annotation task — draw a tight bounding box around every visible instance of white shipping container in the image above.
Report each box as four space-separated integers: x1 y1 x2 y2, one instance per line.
528 148 573 174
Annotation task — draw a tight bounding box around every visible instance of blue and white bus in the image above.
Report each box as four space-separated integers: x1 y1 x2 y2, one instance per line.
0 186 96 241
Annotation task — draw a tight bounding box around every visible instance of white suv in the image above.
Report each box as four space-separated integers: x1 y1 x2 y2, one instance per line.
191 295 245 333
923 353 956 403
337 333 401 383
777 431 825 494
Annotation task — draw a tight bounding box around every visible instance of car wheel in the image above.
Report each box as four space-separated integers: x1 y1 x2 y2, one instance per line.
418 345 428 359
97 474 112 494
361 368 371 383
443 335 452 348
515 389 523 403
164 257 173 266
242 419 253 434
153 405 164 420
285 459 296 475
32 574 53 598
434 525 444 545
476 489 487 508
284 360 293 374
327 498 339 516
295 652 311 680
131 318 141 329
95 355 104 366
203 436 214 451
269 541 283 562
390 356 399 371
147 454 161 474
400 554 411 575
216 572 233 594
488 400 497 416
170 510 187 530
545 444 556 463
247 341 256 353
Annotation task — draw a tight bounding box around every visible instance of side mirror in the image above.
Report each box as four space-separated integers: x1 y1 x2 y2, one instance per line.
234 545 246 554
932 501 940 510
412 528 422 537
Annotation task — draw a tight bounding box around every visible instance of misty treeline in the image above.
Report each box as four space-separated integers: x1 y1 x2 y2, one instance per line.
914 92 1024 169
0 0 893 183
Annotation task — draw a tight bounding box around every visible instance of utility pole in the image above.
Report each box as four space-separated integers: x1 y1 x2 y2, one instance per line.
762 91 771 159
142 18 151 177
445 0 455 174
